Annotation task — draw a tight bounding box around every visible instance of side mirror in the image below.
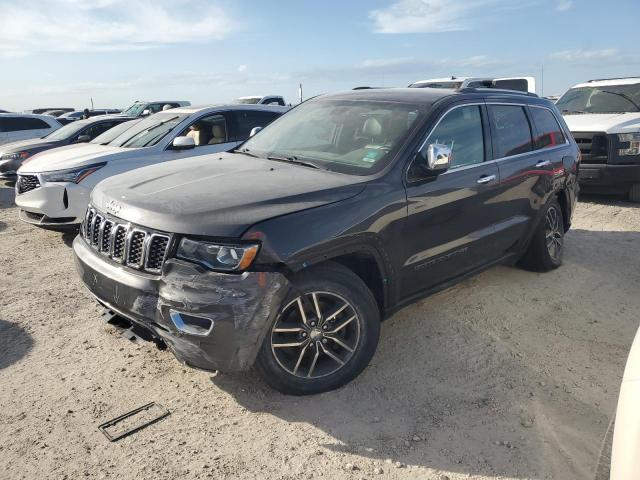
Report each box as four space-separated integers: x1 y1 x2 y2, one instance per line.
171 136 196 150
249 126 263 137
418 143 452 174
75 135 91 143
141 109 151 117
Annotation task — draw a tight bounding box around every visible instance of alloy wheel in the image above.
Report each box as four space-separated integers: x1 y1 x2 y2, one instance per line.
270 291 361 379
545 206 563 262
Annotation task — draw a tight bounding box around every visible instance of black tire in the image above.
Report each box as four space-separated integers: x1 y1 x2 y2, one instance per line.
629 183 640 203
254 262 380 395
519 197 564 272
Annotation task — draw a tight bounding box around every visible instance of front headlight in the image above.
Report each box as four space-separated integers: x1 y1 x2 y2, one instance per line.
176 238 260 272
40 162 106 184
618 133 640 156
1 151 30 161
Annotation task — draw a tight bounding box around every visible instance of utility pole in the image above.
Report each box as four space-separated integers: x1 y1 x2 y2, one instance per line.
298 83 303 104
541 64 544 97
91 97 94 109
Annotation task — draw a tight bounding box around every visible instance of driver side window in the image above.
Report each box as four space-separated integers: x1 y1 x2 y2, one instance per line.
180 114 228 147
426 105 485 169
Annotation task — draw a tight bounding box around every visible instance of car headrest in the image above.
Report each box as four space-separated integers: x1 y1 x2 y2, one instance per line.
362 117 382 137
212 124 225 139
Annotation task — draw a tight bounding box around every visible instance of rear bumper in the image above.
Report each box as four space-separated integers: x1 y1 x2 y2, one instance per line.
73 236 289 372
578 163 640 191
15 180 88 224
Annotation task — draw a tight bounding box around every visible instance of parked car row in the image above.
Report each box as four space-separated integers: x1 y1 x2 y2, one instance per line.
14 105 287 227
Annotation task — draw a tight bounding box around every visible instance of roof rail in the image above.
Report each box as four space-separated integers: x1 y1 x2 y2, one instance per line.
587 76 640 83
458 87 539 97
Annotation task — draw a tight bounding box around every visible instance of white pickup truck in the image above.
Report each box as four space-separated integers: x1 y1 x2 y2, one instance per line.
556 77 640 202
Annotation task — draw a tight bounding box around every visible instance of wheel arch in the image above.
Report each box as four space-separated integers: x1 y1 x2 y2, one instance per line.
286 240 393 317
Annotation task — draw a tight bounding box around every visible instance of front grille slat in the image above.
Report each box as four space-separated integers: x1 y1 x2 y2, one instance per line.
82 205 171 274
145 235 170 272
572 131 609 164
126 230 147 268
112 225 128 261
16 175 40 194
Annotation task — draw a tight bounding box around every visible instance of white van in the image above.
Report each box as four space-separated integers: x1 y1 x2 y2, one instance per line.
409 76 536 93
0 114 61 145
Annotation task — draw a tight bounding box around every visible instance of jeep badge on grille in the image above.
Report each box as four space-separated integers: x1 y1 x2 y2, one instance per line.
106 199 121 215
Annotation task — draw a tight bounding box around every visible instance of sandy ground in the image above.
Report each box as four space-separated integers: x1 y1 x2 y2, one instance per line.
1 180 639 480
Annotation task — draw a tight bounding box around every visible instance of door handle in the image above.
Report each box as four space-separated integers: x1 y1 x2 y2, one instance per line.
477 174 497 184
535 160 551 167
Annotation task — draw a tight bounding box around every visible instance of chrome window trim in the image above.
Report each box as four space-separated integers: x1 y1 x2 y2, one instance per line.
409 100 572 181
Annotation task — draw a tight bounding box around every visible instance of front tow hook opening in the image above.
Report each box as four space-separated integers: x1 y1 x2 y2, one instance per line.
169 311 214 336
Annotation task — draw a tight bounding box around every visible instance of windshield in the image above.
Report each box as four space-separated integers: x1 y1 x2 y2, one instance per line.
42 121 87 141
90 119 140 145
238 99 424 175
121 102 147 116
109 112 189 148
556 84 640 114
235 97 261 104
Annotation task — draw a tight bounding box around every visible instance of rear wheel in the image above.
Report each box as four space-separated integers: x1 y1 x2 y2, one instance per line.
629 183 640 203
519 198 564 272
255 263 380 395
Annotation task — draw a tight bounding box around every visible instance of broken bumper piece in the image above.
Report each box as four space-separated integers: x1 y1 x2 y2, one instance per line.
73 236 289 372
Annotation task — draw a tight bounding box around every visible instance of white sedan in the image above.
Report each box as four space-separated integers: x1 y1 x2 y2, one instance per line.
15 104 287 228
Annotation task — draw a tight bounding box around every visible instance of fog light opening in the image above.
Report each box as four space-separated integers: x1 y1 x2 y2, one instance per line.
169 311 214 336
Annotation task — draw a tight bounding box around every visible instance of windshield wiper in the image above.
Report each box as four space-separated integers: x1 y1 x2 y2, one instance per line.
266 155 320 169
598 90 640 112
561 109 588 114
234 147 260 158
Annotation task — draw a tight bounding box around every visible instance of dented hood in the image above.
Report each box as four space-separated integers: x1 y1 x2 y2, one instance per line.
91 152 367 237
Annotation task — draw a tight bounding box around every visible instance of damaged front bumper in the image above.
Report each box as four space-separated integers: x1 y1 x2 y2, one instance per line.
73 236 289 372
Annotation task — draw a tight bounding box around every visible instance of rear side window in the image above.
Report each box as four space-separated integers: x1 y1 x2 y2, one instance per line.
1 117 51 131
230 110 281 141
488 105 533 158
529 107 566 150
426 105 485 168
82 121 120 140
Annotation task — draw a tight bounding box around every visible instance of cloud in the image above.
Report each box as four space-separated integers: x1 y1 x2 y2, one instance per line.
6 69 291 98
238 65 248 73
549 48 640 66
369 0 525 33
0 0 236 57
298 55 508 82
550 49 618 61
556 0 573 11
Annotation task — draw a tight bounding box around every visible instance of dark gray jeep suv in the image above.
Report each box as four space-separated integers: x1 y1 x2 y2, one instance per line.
73 88 580 395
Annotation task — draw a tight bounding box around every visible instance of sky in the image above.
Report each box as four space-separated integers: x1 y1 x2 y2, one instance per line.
0 0 638 111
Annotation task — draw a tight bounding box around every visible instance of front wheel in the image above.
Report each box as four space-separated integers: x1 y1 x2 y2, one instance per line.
519 198 565 272
254 263 380 395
